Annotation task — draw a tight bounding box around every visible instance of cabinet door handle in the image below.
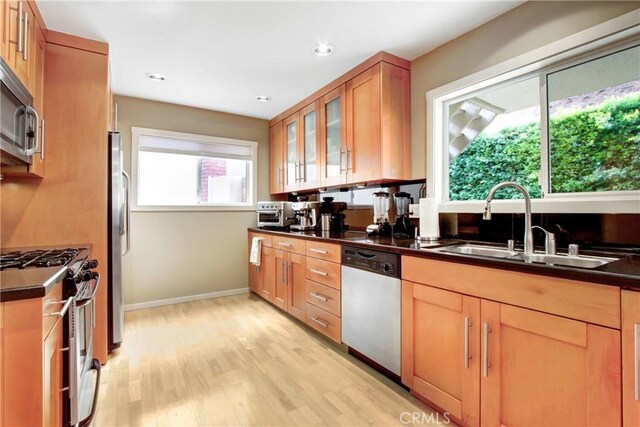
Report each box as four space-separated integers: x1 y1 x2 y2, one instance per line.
339 149 346 173
310 317 329 328
309 248 328 255
635 323 639 401
346 148 353 171
285 261 289 285
22 10 28 61
278 167 283 187
40 119 45 160
277 242 292 247
464 317 472 369
310 292 329 303
280 260 286 284
47 299 73 319
17 2 24 53
483 322 491 377
310 268 328 277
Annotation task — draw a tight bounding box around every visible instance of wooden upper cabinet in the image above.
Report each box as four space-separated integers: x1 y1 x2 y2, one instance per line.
622 290 640 427
268 52 411 194
481 300 621 427
319 85 347 187
345 64 381 184
402 281 480 427
299 101 321 189
269 122 284 194
283 112 300 192
2 1 34 91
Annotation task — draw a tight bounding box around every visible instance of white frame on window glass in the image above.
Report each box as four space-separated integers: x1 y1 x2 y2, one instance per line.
131 127 258 212
426 10 640 214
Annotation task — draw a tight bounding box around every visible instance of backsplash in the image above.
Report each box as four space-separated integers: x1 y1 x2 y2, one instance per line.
441 213 640 249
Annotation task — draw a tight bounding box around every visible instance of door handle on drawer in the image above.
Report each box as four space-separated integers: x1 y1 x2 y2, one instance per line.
310 317 329 328
310 292 329 302
278 242 292 247
464 317 472 369
47 299 73 318
310 268 328 277
483 322 491 377
635 323 639 401
309 248 328 255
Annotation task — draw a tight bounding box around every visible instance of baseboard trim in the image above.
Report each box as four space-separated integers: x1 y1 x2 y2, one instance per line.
124 287 250 311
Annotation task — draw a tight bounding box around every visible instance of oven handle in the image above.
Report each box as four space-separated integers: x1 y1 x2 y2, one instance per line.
78 358 101 427
76 272 101 308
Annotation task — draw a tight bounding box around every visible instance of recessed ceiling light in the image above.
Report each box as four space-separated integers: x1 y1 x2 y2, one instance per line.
256 95 271 102
145 72 166 82
313 43 334 57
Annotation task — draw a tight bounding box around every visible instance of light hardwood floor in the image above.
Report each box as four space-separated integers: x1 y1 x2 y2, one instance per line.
95 293 444 427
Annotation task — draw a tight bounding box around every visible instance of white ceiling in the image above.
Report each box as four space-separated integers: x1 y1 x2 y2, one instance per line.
38 1 523 120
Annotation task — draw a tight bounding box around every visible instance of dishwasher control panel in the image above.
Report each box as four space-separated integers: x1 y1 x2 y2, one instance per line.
341 246 400 278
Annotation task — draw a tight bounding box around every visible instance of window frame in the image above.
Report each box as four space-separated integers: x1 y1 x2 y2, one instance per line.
426 11 640 214
131 127 258 212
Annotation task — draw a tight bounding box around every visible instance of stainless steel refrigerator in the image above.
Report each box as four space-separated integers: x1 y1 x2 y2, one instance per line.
108 131 130 350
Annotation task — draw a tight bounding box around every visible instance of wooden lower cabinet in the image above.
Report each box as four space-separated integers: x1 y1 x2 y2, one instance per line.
481 300 620 427
2 281 65 426
403 279 622 427
622 290 640 426
260 246 276 302
43 318 63 427
286 252 306 321
401 281 480 427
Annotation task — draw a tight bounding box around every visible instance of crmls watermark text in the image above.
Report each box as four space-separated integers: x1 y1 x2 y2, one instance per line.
399 411 451 425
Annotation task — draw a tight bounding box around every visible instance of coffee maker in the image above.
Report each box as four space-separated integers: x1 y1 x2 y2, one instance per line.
290 200 320 231
393 192 416 237
366 192 392 237
319 197 349 231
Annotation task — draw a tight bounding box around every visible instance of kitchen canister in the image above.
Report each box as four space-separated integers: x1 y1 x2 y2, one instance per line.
321 214 333 231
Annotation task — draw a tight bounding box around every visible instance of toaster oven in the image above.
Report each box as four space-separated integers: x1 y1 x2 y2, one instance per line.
257 201 295 228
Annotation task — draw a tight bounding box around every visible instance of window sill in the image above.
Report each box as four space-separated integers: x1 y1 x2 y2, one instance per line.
131 205 257 213
438 196 640 214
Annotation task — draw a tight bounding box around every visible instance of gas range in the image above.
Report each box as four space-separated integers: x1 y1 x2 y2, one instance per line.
0 247 87 270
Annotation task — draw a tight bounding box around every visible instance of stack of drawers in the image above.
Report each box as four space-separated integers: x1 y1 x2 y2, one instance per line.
304 241 342 343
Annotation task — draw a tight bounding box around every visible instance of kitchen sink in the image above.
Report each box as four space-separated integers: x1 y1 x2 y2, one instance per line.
519 253 617 269
431 243 618 269
433 243 519 259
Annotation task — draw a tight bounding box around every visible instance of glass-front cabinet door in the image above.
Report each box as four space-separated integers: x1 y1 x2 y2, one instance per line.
300 101 321 189
321 85 347 186
283 113 299 192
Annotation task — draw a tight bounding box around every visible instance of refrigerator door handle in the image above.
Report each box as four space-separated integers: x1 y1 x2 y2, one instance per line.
122 171 131 256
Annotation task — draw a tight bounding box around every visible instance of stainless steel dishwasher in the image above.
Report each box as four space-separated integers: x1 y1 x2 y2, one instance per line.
341 246 401 378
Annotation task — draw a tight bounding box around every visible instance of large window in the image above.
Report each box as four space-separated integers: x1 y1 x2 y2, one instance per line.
428 15 640 214
132 128 257 210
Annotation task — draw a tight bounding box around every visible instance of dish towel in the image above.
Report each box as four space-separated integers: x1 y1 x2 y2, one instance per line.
250 237 263 266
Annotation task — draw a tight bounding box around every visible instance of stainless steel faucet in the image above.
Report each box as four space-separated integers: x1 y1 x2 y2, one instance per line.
483 181 534 255
532 226 556 255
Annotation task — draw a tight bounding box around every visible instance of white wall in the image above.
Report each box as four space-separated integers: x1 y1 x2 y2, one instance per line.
116 95 269 307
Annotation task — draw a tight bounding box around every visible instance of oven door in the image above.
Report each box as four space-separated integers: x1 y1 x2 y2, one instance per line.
257 210 282 227
70 272 102 427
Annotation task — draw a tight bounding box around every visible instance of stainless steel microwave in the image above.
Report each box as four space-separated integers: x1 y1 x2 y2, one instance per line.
1 58 39 166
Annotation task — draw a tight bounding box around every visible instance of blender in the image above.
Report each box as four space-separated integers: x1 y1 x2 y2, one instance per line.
392 192 416 237
366 192 392 236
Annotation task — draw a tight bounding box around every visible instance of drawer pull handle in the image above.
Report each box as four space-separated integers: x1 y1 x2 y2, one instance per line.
310 292 329 302
310 317 329 328
309 248 328 255
310 268 328 277
47 299 73 318
278 242 292 247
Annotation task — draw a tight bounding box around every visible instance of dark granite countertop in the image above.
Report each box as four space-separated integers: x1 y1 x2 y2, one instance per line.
0 244 91 302
0 267 68 302
249 228 640 291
